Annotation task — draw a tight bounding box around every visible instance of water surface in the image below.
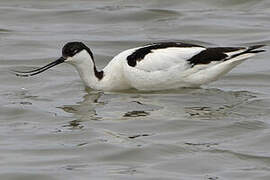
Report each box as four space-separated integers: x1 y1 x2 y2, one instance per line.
1 0 270 180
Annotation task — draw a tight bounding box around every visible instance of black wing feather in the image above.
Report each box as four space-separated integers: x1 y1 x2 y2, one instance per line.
187 47 242 66
127 42 203 67
187 45 265 67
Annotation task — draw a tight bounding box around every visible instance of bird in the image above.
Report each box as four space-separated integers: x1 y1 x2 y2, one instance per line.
14 41 265 91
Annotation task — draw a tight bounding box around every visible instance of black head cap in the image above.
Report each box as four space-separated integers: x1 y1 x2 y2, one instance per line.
62 42 94 59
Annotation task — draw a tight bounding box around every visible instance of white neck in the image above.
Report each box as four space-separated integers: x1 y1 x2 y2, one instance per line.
67 50 103 90
67 50 131 91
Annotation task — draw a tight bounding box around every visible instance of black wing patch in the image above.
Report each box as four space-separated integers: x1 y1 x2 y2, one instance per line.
127 43 265 68
187 47 244 67
127 42 203 67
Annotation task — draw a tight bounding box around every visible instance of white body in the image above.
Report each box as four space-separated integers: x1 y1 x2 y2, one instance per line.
66 45 260 91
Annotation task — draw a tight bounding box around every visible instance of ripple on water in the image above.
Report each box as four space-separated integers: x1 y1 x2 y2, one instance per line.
0 28 12 33
1 0 270 179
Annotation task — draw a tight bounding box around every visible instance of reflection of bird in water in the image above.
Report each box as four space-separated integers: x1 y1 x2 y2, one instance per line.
60 92 103 122
59 90 162 122
15 42 265 91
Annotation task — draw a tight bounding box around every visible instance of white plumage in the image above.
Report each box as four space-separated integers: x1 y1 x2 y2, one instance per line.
15 42 265 91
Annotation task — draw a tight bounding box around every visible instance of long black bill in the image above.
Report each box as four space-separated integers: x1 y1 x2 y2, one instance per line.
13 57 65 77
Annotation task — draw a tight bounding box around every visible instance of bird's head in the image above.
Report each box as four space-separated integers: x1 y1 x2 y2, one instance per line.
62 42 94 65
14 42 94 77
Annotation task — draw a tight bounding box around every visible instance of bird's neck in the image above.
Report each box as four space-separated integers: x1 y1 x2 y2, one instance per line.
73 56 104 90
71 51 131 91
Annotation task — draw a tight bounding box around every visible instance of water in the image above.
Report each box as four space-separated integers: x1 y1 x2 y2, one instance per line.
1 0 270 179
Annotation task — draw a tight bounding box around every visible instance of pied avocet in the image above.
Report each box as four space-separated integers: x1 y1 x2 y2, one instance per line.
14 42 265 91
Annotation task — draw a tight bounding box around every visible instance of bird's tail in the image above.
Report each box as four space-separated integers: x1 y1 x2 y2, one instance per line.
230 44 266 59
246 44 266 53
186 44 266 86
